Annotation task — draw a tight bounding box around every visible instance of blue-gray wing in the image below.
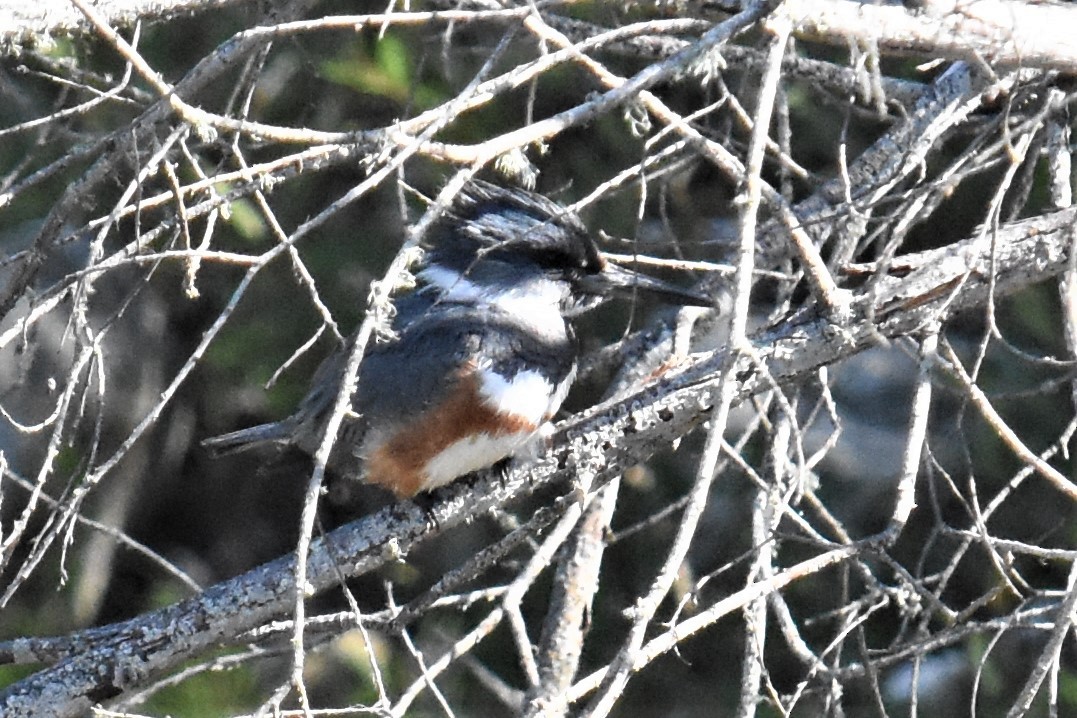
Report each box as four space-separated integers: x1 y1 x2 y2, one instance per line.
295 293 575 480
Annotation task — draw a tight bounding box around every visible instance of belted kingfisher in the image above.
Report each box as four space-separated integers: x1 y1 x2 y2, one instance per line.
203 181 711 498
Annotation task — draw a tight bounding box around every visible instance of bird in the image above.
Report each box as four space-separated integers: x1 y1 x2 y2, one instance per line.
202 181 711 498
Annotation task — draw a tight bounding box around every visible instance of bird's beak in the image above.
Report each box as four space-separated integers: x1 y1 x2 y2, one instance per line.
577 261 713 307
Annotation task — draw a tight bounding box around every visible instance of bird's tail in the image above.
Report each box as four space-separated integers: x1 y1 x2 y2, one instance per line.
201 420 294 457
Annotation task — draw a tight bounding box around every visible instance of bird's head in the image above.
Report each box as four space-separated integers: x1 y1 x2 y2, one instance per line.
418 181 712 316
